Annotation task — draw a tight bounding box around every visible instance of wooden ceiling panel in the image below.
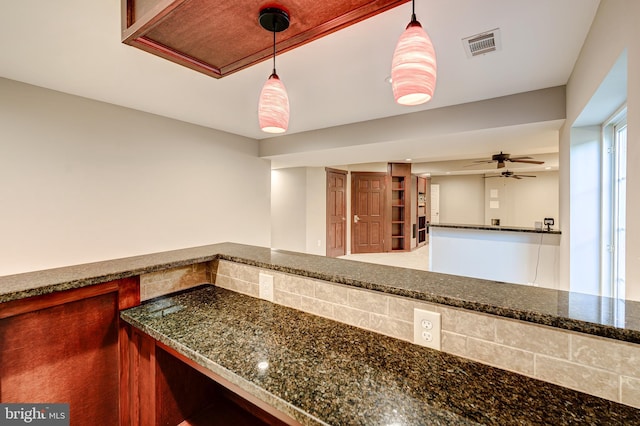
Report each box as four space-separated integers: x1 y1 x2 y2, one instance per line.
122 0 409 78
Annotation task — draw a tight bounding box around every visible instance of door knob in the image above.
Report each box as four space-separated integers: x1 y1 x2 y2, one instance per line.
354 215 360 223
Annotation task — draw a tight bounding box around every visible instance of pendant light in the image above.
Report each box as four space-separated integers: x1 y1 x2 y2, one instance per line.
391 0 437 106
258 7 290 134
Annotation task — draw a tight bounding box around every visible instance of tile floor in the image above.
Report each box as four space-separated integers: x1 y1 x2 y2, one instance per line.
339 243 430 271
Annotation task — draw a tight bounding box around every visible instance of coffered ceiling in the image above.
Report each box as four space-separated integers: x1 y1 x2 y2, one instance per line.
0 0 601 169
123 0 409 78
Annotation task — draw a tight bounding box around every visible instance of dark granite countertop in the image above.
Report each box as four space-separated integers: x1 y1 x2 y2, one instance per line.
1 242 639 344
429 223 561 234
120 285 640 426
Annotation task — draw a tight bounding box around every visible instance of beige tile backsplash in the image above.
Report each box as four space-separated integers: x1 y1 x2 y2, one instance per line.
213 259 640 409
621 376 640 408
535 355 620 401
495 319 570 359
140 263 210 301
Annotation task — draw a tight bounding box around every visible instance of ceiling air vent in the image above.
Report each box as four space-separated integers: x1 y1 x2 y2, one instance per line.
462 28 501 58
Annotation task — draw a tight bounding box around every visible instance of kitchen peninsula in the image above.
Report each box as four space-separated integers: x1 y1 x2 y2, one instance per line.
1 242 639 425
121 285 638 425
429 223 561 289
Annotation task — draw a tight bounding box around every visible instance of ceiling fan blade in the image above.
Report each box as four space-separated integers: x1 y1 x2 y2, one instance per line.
513 175 523 179
510 159 545 164
483 176 500 178
517 175 537 178
470 152 544 169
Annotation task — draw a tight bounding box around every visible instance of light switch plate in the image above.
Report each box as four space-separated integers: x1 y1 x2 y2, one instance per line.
258 272 274 302
413 308 441 350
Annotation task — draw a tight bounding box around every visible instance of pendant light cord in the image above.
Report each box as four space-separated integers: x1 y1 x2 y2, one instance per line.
411 0 417 22
272 20 277 75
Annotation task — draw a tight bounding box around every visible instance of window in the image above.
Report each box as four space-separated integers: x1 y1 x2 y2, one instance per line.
602 107 627 299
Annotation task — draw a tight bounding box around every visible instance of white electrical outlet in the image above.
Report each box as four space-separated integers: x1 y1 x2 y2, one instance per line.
258 273 274 302
414 308 441 350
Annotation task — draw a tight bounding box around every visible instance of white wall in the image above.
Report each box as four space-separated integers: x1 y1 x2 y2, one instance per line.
305 168 327 255
561 0 640 300
430 175 485 224
430 227 560 289
271 168 307 253
261 88 565 166
569 126 601 296
271 167 327 255
429 172 558 228
0 78 271 276
484 171 559 228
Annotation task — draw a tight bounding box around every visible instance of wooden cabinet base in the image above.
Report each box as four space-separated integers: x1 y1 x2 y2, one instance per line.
0 278 140 426
123 326 301 426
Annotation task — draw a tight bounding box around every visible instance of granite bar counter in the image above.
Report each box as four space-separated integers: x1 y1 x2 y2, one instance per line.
429 223 562 234
1 242 639 344
120 285 640 425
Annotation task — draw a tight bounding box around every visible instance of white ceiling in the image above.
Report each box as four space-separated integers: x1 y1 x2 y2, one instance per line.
0 0 600 170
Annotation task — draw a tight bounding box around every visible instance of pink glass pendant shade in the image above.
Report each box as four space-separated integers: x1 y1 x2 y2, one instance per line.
258 73 289 133
391 20 437 106
258 7 291 134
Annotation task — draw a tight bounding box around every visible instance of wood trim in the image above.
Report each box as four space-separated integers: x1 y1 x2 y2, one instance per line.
0 281 118 319
325 167 347 175
117 277 145 426
130 37 223 78
118 276 141 310
122 0 188 40
126 327 158 426
121 0 410 79
388 163 412 251
119 324 133 426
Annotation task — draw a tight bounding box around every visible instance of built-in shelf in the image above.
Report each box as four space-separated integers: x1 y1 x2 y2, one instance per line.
416 176 429 247
389 163 411 252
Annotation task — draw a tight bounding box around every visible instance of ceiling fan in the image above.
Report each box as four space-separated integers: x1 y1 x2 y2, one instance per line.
484 170 537 180
471 151 544 169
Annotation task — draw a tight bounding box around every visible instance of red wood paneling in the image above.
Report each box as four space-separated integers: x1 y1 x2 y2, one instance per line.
122 0 410 78
0 292 120 425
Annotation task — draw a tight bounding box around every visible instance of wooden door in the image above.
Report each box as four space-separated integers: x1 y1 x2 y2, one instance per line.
326 168 347 257
351 172 386 253
430 183 440 224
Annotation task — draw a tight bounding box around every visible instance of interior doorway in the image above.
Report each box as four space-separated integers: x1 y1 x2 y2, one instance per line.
430 183 440 224
326 168 347 257
350 172 387 254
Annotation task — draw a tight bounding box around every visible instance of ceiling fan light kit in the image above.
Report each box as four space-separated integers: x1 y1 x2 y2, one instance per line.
258 7 290 134
391 0 437 106
484 170 537 179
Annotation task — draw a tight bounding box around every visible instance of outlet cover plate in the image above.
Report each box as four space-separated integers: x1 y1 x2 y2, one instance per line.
414 308 441 350
258 273 274 302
